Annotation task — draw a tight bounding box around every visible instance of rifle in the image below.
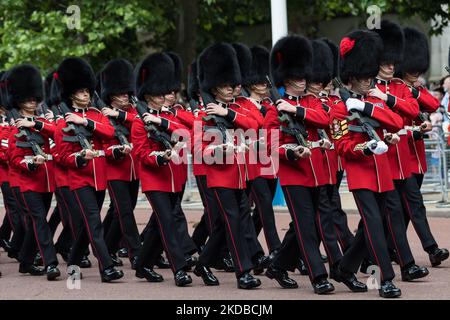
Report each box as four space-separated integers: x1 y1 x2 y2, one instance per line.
8 108 48 159
445 66 450 74
93 91 131 148
333 77 380 149
56 101 93 152
266 75 308 149
130 96 175 151
199 90 234 144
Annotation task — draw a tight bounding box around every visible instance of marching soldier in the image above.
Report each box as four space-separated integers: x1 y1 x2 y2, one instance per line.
264 35 342 294
164 52 199 266
333 28 427 298
5 64 60 280
52 57 124 282
99 58 141 269
194 42 261 289
320 38 355 252
239 45 282 259
132 52 192 286
395 26 449 265
305 39 345 276
231 42 268 273
43 72 80 264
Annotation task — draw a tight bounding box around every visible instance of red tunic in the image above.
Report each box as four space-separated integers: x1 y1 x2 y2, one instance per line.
375 78 420 180
8 117 55 193
332 96 404 192
54 107 114 191
104 105 139 182
199 102 258 189
263 94 330 187
405 85 440 175
131 109 188 193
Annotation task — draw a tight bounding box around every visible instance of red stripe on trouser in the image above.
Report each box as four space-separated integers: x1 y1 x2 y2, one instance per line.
334 225 345 250
401 191 426 244
385 208 404 267
353 195 385 281
21 193 47 267
146 194 176 273
197 177 213 233
213 190 243 273
58 189 77 239
316 210 333 265
4 204 15 231
285 188 314 280
108 181 132 258
251 188 271 252
74 190 103 271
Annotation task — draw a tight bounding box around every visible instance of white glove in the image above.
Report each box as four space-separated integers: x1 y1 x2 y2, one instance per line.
345 98 365 112
368 139 388 155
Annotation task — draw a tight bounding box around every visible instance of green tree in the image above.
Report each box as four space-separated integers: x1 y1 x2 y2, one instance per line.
0 0 170 72
1 0 449 75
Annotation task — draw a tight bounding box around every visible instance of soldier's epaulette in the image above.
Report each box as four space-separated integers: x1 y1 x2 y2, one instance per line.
88 106 101 113
330 118 348 140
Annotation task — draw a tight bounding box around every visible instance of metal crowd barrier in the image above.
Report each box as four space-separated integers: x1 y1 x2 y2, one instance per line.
181 127 450 208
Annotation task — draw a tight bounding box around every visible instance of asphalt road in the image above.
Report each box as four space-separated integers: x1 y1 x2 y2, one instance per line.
0 208 449 300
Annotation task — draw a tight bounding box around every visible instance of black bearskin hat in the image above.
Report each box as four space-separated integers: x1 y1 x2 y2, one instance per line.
198 42 241 93
52 57 96 104
100 58 135 104
373 20 405 65
397 27 429 76
270 35 313 87
167 52 182 92
339 30 383 83
247 45 270 86
136 52 175 100
310 39 334 85
5 64 44 109
232 43 252 86
320 38 339 79
187 60 199 100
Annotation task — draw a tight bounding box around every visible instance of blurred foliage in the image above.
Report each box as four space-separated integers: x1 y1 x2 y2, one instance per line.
0 0 449 73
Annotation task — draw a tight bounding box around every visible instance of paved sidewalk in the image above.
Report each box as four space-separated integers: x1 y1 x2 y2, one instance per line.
0 208 449 300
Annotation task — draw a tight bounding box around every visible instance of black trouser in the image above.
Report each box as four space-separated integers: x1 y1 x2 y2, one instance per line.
0 182 21 241
68 187 112 271
251 177 281 253
53 187 78 254
201 187 254 277
192 175 213 251
105 180 141 260
273 185 328 282
332 171 354 252
141 186 197 258
395 177 437 251
9 187 26 252
243 181 265 260
272 222 302 272
19 191 57 267
316 185 343 267
414 173 424 189
340 189 398 282
173 184 197 256
138 191 187 273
